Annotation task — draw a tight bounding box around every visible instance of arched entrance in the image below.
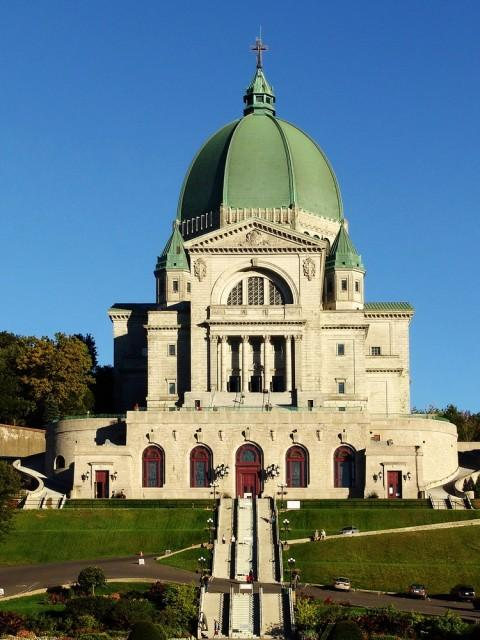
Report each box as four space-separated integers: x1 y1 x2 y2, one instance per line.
236 443 263 498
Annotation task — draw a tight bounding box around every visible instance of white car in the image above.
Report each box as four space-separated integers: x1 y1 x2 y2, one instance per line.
334 577 351 591
339 526 359 535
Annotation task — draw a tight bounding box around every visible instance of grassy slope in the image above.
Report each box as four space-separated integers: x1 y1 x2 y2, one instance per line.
0 509 209 565
283 508 480 538
157 547 213 573
0 582 152 616
287 526 480 593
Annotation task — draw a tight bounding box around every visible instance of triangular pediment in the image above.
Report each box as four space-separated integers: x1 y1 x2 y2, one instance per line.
184 219 327 252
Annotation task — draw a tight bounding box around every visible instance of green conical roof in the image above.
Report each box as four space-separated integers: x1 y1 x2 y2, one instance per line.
326 223 364 270
243 67 275 115
156 224 189 271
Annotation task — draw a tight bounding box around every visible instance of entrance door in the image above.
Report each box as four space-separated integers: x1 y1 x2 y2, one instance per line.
95 470 109 499
236 443 262 498
249 375 262 392
387 471 402 499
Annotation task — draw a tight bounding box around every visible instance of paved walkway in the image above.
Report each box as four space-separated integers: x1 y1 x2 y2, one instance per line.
288 516 480 545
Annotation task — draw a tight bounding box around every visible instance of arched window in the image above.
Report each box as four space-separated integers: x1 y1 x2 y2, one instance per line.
248 277 264 305
269 281 284 305
227 281 243 305
286 446 308 488
142 446 164 488
226 274 292 306
54 455 65 470
190 446 212 488
334 446 355 488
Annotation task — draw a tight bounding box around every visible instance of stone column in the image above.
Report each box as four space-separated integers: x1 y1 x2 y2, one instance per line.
263 335 271 392
294 335 303 391
209 336 218 392
241 335 249 393
285 335 292 392
220 336 228 392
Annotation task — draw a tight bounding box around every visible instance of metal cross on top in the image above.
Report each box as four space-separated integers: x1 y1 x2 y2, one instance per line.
251 36 268 69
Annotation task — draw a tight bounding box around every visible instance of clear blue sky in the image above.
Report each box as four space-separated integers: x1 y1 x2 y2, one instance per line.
1 1 479 411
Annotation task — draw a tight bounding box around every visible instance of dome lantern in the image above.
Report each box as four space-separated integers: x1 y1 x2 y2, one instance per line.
243 36 276 116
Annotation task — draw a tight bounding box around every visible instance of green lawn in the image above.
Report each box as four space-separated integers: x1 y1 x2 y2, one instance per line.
0 582 153 616
286 526 480 594
0 509 210 565
157 547 213 574
282 508 480 538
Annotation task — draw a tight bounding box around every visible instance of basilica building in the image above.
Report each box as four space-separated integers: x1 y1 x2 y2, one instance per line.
47 45 458 502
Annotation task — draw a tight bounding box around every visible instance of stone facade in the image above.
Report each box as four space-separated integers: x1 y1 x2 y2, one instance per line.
44 58 458 502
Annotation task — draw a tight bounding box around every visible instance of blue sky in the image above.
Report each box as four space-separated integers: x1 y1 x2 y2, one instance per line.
1 1 479 410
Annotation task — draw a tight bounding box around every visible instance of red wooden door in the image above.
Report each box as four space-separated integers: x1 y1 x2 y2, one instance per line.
95 470 109 499
387 471 402 499
236 444 262 497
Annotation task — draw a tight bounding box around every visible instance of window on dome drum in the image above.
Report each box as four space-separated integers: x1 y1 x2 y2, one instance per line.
355 280 360 293
172 280 179 293
248 277 264 305
341 279 348 291
338 381 345 394
168 380 176 395
190 446 212 487
54 455 65 470
142 446 164 488
187 282 191 293
334 446 355 488
227 281 243 305
337 343 345 356
286 446 308 488
168 344 176 356
371 346 381 356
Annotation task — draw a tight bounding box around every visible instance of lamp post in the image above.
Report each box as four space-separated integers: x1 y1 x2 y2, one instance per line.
281 518 290 546
277 483 287 509
287 557 295 585
210 481 219 506
198 555 206 577
206 517 215 545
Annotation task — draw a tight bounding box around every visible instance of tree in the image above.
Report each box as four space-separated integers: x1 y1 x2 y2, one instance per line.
17 333 94 424
77 566 106 595
0 461 22 543
0 332 33 425
74 333 98 370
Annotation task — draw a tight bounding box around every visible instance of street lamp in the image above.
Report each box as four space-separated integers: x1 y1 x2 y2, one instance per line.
277 483 287 509
206 517 215 545
281 518 290 546
287 557 300 590
210 481 219 505
198 556 206 576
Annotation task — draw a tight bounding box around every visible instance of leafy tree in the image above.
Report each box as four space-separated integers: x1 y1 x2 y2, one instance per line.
77 567 107 595
0 461 22 542
109 598 156 629
157 583 198 632
74 333 98 370
292 596 319 632
128 621 166 640
17 333 94 424
0 332 32 424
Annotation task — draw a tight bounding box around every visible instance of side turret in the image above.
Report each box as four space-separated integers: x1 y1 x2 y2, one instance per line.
324 222 365 310
154 223 190 305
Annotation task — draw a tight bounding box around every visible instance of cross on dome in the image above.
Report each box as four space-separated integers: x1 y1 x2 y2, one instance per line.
251 36 268 69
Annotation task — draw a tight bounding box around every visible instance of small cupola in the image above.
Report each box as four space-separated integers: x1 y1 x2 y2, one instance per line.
243 37 276 116
324 222 365 310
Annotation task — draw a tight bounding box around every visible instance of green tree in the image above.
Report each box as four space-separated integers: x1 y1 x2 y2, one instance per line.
0 461 22 543
17 333 94 424
0 332 32 424
77 566 106 595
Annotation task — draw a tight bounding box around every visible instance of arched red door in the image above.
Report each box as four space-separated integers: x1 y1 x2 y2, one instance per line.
236 443 262 498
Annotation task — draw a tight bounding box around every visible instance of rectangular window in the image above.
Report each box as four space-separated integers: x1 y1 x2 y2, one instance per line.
341 279 348 291
168 381 176 395
172 280 179 293
338 406 346 412
355 281 360 293
371 346 381 356
338 381 345 394
187 282 191 293
168 344 176 356
337 343 345 356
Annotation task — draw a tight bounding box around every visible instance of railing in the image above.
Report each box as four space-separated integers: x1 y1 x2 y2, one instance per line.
273 498 283 583
59 413 125 421
197 585 206 639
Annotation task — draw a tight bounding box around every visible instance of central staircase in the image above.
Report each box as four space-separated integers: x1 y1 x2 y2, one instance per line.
198 497 293 639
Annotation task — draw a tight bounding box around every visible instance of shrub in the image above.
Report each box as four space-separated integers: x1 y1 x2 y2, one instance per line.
77 634 115 640
77 566 107 595
46 584 71 603
330 620 364 639
109 598 156 629
367 491 379 499
155 583 198 631
65 595 115 622
25 612 61 634
127 620 165 640
0 611 27 635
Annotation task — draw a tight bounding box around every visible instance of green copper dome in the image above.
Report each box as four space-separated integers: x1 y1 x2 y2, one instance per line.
177 66 343 224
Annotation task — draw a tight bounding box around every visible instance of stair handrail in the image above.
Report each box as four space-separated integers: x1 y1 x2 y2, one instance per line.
465 494 474 509
288 586 296 636
258 586 264 637
273 497 284 583
197 585 206 639
253 498 259 580
228 584 234 638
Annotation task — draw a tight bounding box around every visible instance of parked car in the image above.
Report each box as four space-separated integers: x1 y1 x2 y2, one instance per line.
451 585 476 601
408 584 428 599
339 526 359 535
334 577 351 591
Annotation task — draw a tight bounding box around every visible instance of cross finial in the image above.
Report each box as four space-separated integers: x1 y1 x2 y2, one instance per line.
251 35 268 69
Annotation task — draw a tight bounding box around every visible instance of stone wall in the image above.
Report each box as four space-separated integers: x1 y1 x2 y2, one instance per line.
0 424 46 457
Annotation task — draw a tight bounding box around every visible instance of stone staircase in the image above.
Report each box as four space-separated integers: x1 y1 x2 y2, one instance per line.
230 592 255 637
261 592 284 637
13 459 65 509
213 497 234 579
256 498 277 583
235 498 255 580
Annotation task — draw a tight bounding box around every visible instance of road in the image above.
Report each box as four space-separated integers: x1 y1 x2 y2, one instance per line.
1 557 479 621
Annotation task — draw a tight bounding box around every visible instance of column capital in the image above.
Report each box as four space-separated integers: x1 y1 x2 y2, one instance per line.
219 335 228 343
209 335 218 343
263 335 271 343
241 334 250 342
294 334 303 342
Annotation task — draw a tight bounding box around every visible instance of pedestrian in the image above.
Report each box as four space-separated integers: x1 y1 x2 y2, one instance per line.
320 528 326 540
214 619 220 636
248 569 254 583
222 533 226 544
231 534 236 543
313 529 320 541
